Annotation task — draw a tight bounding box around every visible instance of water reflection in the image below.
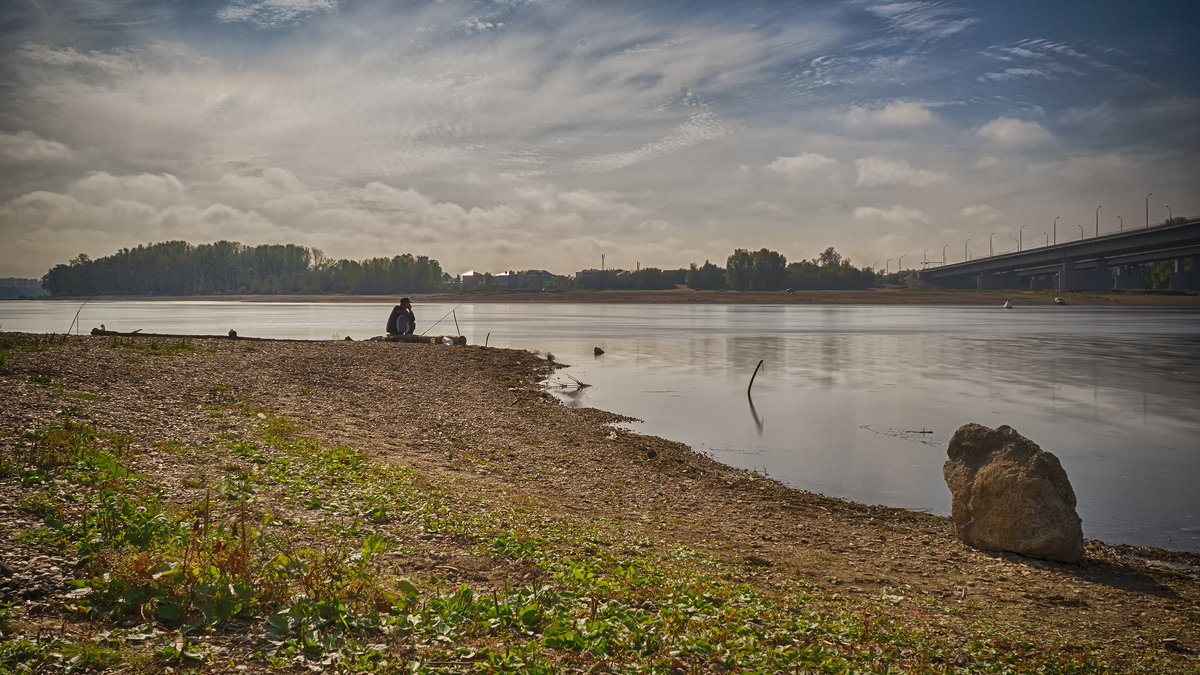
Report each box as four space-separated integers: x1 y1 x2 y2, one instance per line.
3 300 1198 551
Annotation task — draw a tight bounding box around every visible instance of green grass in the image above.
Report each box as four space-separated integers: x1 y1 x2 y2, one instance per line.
0 407 1186 673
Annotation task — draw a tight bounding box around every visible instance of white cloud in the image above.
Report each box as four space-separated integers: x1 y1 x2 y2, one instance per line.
855 157 947 187
0 131 75 163
846 101 933 127
573 110 732 172
767 152 837 176
217 0 337 27
853 205 931 225
71 172 186 207
866 2 978 38
1035 154 1134 183
960 203 999 222
982 67 1052 82
978 117 1051 144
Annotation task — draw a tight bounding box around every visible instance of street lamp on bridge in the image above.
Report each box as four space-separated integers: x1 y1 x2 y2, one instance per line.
1044 232 1049 246
964 239 969 262
1053 216 1059 244
885 257 894 274
989 232 995 256
1095 205 1102 237
1077 224 1084 240
1166 205 1173 221
1118 215 1123 232
1146 192 1153 228
942 244 948 264
1019 224 1027 251
898 254 905 271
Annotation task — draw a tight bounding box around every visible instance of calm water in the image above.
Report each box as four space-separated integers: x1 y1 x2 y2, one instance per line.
4 299 1199 552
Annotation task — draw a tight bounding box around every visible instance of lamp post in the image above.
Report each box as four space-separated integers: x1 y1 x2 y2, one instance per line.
1019 224 1027 251
885 257 894 274
1044 232 1049 246
1166 205 1173 221
922 249 928 268
1146 192 1153 228
989 232 995 256
1117 215 1123 232
1077 224 1084 240
964 239 969 262
898 254 905 271
1053 216 1059 244
1095 205 1102 237
942 244 948 264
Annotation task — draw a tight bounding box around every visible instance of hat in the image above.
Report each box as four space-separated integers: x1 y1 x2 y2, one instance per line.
400 297 411 304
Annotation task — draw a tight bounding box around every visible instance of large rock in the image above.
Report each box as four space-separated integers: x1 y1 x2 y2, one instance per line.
943 423 1084 562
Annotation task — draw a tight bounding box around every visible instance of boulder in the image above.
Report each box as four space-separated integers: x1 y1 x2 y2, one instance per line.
943 423 1084 562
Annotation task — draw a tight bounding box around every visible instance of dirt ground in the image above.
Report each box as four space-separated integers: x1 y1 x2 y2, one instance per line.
1 333 1197 666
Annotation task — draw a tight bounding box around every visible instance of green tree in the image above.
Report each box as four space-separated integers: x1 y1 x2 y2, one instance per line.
724 248 787 291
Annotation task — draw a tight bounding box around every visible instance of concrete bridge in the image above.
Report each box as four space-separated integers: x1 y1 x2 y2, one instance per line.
917 217 1200 292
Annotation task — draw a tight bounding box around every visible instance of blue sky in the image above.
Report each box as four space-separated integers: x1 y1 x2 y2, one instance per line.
1 0 1197 278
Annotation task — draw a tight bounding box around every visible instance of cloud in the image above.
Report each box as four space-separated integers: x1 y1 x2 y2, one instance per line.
573 110 733 172
855 157 947 187
853 205 931 225
767 152 836 176
1035 154 1134 183
977 117 1051 144
846 101 933 127
981 67 1052 82
960 203 999 222
0 131 75 163
217 0 337 27
865 2 978 39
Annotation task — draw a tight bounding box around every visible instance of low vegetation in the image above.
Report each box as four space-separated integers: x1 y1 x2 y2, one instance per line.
0 333 1195 673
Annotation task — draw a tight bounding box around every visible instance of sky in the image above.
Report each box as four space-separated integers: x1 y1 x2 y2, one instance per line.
0 0 1198 279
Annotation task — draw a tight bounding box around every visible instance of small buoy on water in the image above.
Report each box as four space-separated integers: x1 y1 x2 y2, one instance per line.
594 346 605 356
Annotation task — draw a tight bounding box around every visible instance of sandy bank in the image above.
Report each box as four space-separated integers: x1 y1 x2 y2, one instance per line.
1 333 1197 669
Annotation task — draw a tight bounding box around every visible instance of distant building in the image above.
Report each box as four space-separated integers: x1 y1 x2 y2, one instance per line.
460 270 484 286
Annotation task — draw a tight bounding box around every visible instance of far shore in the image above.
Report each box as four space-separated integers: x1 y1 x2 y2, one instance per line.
17 286 1200 306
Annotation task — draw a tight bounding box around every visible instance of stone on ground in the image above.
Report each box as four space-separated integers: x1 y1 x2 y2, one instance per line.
943 423 1084 563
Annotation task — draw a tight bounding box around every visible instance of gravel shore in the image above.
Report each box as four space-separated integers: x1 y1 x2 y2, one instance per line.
1 333 1197 670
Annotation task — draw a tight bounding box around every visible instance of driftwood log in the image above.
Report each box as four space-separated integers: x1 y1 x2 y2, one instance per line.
375 334 468 345
90 328 467 345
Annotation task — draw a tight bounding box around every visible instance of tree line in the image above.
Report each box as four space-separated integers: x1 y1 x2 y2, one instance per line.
38 240 877 296
689 247 876 291
41 241 444 296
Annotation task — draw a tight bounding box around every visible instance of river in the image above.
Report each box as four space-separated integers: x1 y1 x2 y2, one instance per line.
3 299 1199 552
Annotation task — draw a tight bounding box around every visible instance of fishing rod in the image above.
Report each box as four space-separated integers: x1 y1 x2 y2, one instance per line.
420 302 465 336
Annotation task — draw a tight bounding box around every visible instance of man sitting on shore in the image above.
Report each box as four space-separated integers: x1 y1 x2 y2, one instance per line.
385 298 416 339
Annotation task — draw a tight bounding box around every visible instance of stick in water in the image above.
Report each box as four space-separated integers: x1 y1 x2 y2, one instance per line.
747 359 764 396
453 310 460 336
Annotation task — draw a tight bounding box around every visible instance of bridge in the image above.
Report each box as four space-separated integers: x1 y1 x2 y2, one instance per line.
917 217 1200 292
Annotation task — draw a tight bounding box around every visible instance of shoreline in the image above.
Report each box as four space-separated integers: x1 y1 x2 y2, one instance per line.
1 332 1197 670
13 286 1200 306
